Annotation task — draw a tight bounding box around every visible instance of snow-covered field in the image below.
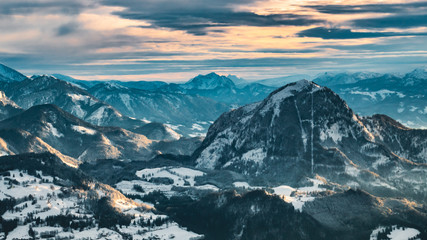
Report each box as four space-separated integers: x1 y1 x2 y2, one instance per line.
1 169 203 240
272 178 326 211
116 166 218 198
370 225 421 240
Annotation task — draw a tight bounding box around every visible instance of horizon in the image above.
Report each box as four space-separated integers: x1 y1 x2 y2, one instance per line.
2 62 426 83
0 0 426 82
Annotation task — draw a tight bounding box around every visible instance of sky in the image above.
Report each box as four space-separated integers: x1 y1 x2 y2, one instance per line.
0 0 426 82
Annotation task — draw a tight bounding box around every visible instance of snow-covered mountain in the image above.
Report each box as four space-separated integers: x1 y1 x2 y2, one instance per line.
51 74 169 91
183 72 236 90
0 63 28 82
0 75 149 130
403 66 427 85
313 68 427 128
49 72 275 135
193 80 427 203
0 104 155 162
88 82 230 135
313 71 383 86
160 72 276 105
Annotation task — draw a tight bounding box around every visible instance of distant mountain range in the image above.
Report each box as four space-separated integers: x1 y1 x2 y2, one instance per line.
56 67 427 129
87 81 230 133
247 69 427 129
315 68 427 129
1 62 426 239
1 63 426 131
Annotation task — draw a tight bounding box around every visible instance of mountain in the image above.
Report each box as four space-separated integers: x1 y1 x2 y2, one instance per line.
193 80 427 202
50 73 99 89
183 72 235 90
0 75 149 130
0 128 78 167
226 74 247 86
0 104 155 162
0 91 23 121
402 66 427 86
88 82 230 135
160 72 276 105
52 74 169 91
255 74 313 87
0 63 28 82
313 68 427 128
313 71 383 86
51 72 275 136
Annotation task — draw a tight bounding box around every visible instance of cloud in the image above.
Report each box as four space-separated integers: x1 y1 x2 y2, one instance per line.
56 22 80 36
304 2 427 30
297 27 427 39
304 2 427 14
352 14 427 29
101 0 323 35
0 1 92 16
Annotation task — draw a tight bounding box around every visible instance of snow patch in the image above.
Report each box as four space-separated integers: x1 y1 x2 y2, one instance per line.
240 148 266 165
350 89 405 101
71 125 97 135
46 122 63 138
370 226 420 240
319 123 347 143
191 123 204 131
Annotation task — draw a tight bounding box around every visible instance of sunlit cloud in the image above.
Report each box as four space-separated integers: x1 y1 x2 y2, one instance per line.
0 0 426 81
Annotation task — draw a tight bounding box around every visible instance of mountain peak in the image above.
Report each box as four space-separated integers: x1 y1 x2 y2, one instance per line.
264 80 321 107
406 66 427 79
184 72 235 90
0 63 28 82
102 81 128 90
206 72 220 77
